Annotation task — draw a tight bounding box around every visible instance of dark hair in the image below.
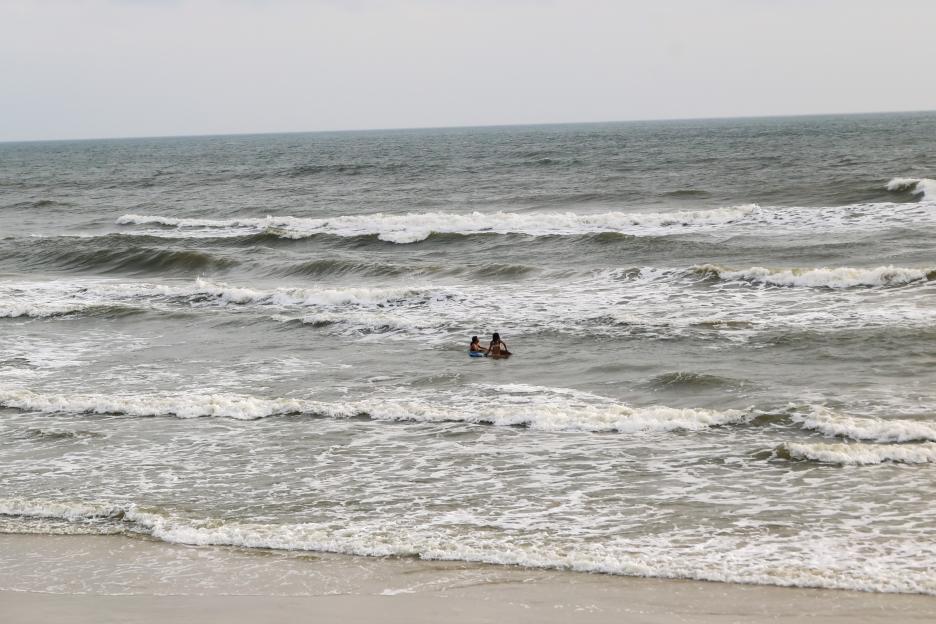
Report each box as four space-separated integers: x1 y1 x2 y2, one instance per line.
492 332 501 343
471 336 479 342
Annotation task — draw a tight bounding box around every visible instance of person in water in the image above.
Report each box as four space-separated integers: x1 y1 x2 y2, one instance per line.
487 332 511 358
469 336 487 354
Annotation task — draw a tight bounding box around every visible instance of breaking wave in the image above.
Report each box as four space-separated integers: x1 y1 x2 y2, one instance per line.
0 278 446 320
1 496 933 595
0 302 143 319
5 268 935 344
114 197 936 244
778 441 936 465
0 387 748 433
693 264 935 288
116 206 757 243
791 406 936 443
886 177 936 201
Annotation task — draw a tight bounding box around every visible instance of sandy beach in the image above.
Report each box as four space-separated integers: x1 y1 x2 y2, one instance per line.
2 534 934 624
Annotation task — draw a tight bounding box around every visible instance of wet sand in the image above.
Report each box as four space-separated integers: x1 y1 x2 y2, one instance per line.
1 534 934 623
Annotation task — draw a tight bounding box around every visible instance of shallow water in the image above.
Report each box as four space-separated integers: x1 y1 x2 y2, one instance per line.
1 113 935 594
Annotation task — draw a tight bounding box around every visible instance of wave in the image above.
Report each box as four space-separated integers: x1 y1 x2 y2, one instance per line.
156 279 438 307
777 441 936 465
21 428 104 441
693 264 935 288
0 302 144 319
5 266 934 342
0 241 239 275
0 278 445 321
115 206 757 243
287 163 381 177
3 199 70 210
886 177 936 201
2 496 932 595
275 258 409 279
644 371 747 390
114 196 936 244
791 406 936 443
0 387 749 433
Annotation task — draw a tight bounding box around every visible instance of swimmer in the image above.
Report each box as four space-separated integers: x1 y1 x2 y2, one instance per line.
487 332 511 358
469 336 488 355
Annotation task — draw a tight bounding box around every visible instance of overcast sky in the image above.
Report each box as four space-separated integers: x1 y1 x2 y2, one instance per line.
2 0 934 141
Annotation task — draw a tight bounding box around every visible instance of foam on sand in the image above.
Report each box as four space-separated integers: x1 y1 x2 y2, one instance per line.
2 496 934 595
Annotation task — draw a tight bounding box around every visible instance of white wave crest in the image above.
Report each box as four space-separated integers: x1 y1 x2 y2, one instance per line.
886 177 936 201
116 206 758 243
697 264 933 288
780 441 936 465
87 277 436 307
792 407 936 443
0 388 747 433
0 303 84 318
0 278 442 321
0 389 311 420
0 497 124 521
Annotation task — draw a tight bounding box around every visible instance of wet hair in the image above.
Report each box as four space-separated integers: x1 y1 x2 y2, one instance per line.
492 332 501 343
471 336 479 343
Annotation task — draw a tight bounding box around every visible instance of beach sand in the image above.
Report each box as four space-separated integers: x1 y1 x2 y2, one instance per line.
1 534 934 623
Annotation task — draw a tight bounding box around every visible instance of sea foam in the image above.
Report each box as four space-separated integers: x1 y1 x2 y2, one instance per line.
116 206 758 243
780 441 936 465
792 406 936 443
0 387 748 433
886 177 936 201
2 496 934 595
694 264 934 288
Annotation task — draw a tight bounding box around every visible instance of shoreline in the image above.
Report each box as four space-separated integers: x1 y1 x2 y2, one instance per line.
2 534 934 623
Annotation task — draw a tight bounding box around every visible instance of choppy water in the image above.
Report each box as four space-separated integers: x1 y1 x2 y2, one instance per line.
1 113 935 594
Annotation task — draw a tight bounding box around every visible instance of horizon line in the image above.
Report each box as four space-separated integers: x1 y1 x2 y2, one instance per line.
3 107 934 145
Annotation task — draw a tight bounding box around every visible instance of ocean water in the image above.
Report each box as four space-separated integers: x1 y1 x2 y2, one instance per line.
1 113 935 594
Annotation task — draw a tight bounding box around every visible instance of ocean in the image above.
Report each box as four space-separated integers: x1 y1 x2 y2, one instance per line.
1 112 935 595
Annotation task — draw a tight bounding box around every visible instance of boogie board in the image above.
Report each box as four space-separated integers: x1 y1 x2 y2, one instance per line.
468 351 485 357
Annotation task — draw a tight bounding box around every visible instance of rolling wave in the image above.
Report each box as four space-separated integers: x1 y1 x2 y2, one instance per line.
4 265 933 345
0 387 748 433
886 177 936 201
0 240 238 275
791 406 936 443
644 371 747 390
693 264 935 288
0 302 144 319
0 278 446 320
113 189 936 244
115 205 757 243
778 441 936 465
6 386 931 444
2 495 932 595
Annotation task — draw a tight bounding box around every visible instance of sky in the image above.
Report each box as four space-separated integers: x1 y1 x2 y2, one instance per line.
2 0 935 141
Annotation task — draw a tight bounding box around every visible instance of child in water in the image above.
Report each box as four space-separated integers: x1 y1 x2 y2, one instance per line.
469 336 487 355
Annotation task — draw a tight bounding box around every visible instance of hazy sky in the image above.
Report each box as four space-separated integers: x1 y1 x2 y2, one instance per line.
2 0 935 141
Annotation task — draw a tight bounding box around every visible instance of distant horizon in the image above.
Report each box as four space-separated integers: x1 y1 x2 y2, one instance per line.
3 107 934 145
6 1 935 144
